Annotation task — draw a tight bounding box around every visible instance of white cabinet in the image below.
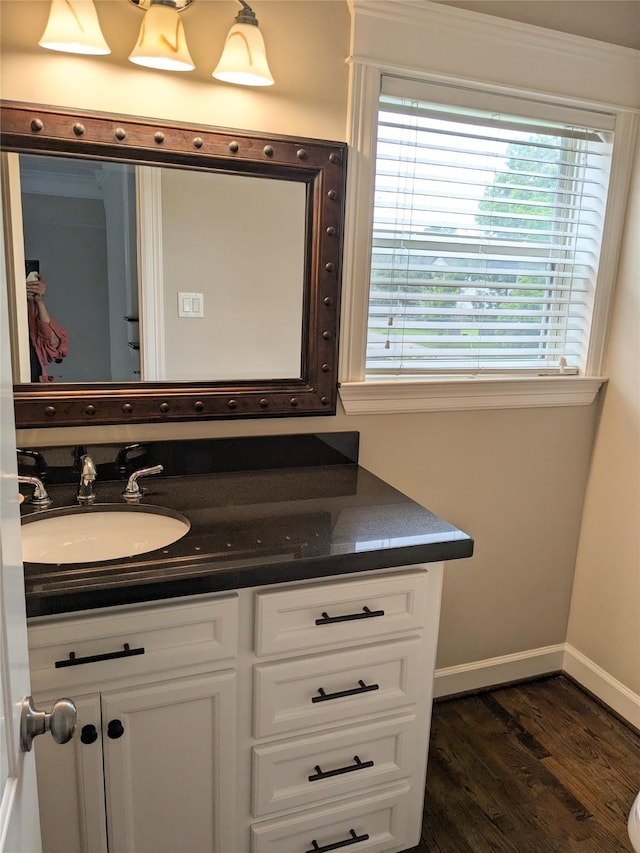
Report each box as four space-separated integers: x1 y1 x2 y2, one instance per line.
249 565 444 853
29 594 239 853
34 674 236 853
102 672 236 853
29 564 444 853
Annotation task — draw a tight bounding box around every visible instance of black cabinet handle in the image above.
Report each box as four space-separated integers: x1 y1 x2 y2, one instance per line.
55 643 145 669
312 679 379 704
315 606 384 625
305 829 370 853
107 719 125 739
80 724 98 745
308 755 374 782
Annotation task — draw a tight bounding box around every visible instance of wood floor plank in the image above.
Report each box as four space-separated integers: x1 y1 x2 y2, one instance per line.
430 702 586 848
498 679 640 785
402 676 640 853
494 679 640 842
425 732 524 849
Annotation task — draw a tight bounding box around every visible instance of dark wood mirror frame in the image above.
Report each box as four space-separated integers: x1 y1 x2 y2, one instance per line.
1 101 346 429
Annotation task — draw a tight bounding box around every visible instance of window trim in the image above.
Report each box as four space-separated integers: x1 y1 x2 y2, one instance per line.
339 3 639 413
339 376 606 415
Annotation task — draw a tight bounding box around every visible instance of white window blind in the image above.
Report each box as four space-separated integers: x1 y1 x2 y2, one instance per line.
367 77 615 376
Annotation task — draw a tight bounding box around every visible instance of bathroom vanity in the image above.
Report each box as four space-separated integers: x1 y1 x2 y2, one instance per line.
20 433 473 853
6 103 472 852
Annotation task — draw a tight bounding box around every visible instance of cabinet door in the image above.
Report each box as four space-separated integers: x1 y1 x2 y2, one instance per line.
34 693 108 853
101 670 236 853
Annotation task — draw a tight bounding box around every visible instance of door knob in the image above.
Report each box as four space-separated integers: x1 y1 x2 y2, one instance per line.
20 696 77 752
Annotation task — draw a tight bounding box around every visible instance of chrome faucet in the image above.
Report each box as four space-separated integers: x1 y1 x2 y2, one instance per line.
122 465 163 503
18 475 52 509
77 455 97 505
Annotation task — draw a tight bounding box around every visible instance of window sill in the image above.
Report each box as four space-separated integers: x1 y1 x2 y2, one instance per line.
338 376 607 415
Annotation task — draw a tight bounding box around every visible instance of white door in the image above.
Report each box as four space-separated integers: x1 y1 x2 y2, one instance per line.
0 183 42 850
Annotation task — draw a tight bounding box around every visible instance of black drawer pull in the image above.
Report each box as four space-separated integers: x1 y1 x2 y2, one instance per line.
305 828 370 853
312 679 379 704
315 606 384 625
308 755 374 782
55 643 145 668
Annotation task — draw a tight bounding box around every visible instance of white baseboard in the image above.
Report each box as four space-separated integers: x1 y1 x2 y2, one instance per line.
434 643 640 730
433 644 565 699
563 644 640 730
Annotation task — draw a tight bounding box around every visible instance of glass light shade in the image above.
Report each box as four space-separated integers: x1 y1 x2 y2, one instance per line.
39 0 110 55
212 23 274 87
129 3 195 71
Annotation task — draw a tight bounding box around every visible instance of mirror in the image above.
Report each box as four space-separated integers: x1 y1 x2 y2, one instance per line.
1 101 346 428
15 154 306 384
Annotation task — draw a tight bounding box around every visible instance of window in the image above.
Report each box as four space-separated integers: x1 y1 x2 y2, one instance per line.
340 4 636 414
367 77 615 378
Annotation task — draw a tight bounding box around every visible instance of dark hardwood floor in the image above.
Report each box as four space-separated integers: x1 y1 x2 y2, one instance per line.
404 676 640 852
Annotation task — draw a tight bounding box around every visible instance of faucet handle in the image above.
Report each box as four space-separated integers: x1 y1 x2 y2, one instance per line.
122 465 164 503
18 475 52 509
80 455 97 478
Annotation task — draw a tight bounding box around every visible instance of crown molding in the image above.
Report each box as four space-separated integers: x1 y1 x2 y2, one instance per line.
348 0 640 111
348 0 640 59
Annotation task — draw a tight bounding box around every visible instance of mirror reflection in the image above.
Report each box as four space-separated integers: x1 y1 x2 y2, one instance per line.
13 153 306 385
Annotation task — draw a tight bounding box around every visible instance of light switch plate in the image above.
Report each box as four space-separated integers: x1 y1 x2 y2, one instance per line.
178 291 204 318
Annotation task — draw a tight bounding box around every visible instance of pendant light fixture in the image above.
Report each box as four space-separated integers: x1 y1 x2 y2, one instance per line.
39 0 111 55
129 0 195 72
212 0 274 87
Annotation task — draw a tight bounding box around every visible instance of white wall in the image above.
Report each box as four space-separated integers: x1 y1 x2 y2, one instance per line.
567 131 640 697
0 0 349 141
160 169 305 381
2 2 638 708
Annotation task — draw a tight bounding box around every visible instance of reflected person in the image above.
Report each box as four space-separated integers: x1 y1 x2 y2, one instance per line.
26 268 69 382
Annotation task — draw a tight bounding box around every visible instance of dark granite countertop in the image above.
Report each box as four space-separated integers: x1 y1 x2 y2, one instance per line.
20 433 473 618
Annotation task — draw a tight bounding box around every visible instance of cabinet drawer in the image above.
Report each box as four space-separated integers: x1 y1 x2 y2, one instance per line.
255 570 429 657
253 637 424 738
250 782 414 853
28 594 238 693
252 712 418 817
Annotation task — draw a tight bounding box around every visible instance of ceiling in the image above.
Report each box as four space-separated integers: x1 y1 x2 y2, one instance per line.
432 1 640 49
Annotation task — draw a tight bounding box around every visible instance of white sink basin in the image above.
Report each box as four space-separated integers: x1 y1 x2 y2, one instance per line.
22 505 191 565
